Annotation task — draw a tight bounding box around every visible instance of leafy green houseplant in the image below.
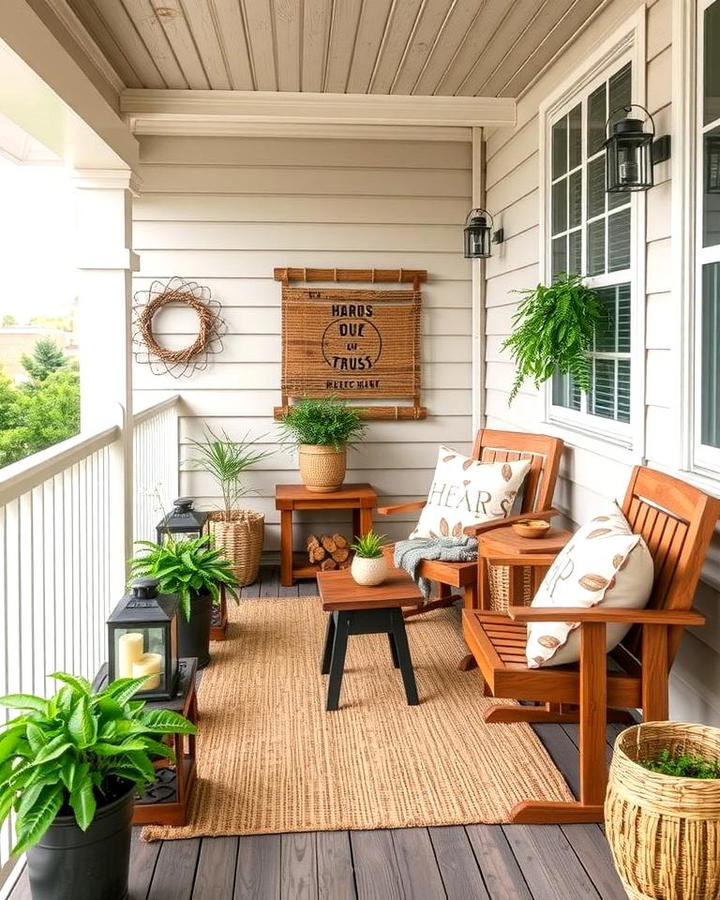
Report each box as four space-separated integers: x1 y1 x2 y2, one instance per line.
279 396 367 493
350 530 388 586
0 672 195 900
130 536 239 668
186 428 273 586
502 273 605 402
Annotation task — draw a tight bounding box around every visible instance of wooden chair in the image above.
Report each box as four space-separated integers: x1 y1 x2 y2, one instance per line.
378 429 564 618
463 465 720 824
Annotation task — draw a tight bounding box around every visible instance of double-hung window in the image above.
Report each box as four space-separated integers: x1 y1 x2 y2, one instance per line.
545 60 636 441
695 0 720 470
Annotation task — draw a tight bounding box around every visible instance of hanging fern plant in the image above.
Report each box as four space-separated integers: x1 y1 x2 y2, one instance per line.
502 273 605 403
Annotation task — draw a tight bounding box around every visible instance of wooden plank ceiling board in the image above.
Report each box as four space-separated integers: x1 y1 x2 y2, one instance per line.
65 0 608 96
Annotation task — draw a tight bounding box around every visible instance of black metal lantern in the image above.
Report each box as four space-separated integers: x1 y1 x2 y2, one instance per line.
706 134 720 194
107 577 179 700
156 497 207 545
604 105 655 193
463 208 494 258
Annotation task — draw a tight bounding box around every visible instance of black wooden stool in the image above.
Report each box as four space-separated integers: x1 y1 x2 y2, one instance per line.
316 568 423 711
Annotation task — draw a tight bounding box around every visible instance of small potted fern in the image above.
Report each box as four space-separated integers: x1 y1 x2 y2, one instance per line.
502 273 604 402
350 530 387 586
279 396 366 493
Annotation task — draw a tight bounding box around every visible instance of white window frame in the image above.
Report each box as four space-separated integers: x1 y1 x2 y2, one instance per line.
691 0 720 475
537 8 647 460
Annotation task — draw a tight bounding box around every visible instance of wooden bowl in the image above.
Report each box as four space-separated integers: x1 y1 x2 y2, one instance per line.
511 519 551 539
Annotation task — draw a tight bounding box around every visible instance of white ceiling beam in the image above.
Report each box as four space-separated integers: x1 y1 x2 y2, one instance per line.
121 89 516 135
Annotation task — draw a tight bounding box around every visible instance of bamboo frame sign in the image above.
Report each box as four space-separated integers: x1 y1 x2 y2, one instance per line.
274 268 427 420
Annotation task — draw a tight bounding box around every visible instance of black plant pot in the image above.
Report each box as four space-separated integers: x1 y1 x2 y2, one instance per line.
178 590 213 668
26 780 134 900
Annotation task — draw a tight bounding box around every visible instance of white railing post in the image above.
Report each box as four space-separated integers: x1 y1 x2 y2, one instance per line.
75 169 140 593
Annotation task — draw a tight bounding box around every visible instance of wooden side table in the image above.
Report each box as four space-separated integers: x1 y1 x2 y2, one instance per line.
317 568 422 711
477 526 573 611
275 482 377 586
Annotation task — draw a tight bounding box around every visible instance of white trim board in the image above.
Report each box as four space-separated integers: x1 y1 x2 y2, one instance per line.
121 89 516 135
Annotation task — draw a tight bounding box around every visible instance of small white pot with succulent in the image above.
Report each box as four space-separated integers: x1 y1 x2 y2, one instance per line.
350 531 388 586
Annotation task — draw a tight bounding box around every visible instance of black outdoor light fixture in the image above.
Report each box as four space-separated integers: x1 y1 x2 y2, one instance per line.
463 209 504 258
604 104 671 193
107 577 179 701
706 134 720 194
156 496 207 545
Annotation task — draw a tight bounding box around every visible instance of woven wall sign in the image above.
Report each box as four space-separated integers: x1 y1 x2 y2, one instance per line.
274 267 427 420
133 276 226 378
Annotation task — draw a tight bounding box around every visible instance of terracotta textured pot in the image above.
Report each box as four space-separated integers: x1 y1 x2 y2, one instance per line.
298 445 346 493
351 554 388 586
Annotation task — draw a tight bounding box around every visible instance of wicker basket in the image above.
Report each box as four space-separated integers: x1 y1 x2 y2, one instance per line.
298 445 347 493
605 721 720 900
207 510 264 587
488 564 534 612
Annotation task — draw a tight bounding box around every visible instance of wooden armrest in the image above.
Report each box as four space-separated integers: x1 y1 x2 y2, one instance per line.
377 499 426 516
463 508 561 537
507 606 706 627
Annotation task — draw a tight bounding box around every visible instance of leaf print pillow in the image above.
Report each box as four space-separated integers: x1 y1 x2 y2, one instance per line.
526 502 654 668
409 446 531 540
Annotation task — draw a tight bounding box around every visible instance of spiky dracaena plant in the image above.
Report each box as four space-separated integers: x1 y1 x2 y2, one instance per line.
502 273 605 403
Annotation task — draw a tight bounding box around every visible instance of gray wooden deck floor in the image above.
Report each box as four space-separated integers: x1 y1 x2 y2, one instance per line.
9 568 628 899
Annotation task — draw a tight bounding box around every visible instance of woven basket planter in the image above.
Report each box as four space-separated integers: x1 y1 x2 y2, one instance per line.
207 510 264 587
488 564 533 612
298 445 347 493
605 721 720 900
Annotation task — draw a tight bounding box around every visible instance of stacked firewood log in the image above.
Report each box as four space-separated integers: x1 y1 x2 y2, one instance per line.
306 533 352 570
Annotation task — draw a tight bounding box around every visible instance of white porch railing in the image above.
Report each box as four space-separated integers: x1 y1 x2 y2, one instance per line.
0 395 180 876
133 395 180 543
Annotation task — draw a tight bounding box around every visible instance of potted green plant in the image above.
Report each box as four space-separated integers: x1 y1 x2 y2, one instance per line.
502 273 604 402
130 536 239 668
605 721 720 900
0 672 195 900
350 531 387 586
279 396 366 492
186 428 273 586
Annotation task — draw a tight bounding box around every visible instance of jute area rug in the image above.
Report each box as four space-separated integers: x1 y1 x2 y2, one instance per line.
142 597 572 840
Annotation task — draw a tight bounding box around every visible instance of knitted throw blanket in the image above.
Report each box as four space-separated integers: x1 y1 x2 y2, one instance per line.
394 536 478 601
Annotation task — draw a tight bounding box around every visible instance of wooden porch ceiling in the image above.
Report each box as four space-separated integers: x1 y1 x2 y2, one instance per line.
65 0 608 98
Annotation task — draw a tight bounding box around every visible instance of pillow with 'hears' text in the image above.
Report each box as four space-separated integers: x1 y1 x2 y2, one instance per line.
409 445 531 540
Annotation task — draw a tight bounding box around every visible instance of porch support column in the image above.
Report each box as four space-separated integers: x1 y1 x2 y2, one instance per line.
471 127 486 432
75 170 140 592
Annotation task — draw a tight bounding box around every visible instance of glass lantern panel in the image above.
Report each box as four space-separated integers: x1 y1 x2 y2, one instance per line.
113 626 167 692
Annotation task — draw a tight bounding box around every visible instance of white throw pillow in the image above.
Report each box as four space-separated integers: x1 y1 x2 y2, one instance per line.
409 446 531 540
526 502 654 668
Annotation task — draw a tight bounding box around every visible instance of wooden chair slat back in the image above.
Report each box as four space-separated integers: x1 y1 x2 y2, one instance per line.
620 466 720 661
471 429 564 514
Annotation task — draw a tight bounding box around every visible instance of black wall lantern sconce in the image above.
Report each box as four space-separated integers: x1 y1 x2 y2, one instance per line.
604 104 671 193
706 134 720 194
463 209 504 259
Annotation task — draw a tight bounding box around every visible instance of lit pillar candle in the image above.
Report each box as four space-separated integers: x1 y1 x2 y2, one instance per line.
118 632 144 678
132 652 163 691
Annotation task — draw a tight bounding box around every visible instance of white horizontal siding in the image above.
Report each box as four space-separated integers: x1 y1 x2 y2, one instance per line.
483 0 720 725
133 135 473 549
